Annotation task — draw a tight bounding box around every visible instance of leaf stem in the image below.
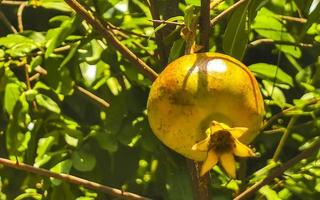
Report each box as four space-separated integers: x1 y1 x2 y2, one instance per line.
0 157 151 200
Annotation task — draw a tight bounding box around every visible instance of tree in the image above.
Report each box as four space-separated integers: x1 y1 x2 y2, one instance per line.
0 0 320 199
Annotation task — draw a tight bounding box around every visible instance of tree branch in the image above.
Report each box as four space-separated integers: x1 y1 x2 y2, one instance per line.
148 0 168 66
199 0 210 52
210 0 249 26
64 0 158 81
185 2 212 200
187 160 210 200
0 157 151 200
234 140 320 200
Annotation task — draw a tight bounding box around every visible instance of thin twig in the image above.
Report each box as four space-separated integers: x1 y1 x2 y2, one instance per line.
1 0 27 5
260 98 320 131
53 44 72 53
109 25 153 39
272 116 298 161
17 1 27 32
149 19 184 26
248 39 313 48
74 85 110 108
0 10 18 33
234 140 320 200
0 157 151 200
199 0 210 52
64 0 158 81
276 15 307 23
29 73 40 82
210 0 249 26
263 128 285 134
24 62 38 109
0 44 72 62
148 0 168 66
24 64 31 90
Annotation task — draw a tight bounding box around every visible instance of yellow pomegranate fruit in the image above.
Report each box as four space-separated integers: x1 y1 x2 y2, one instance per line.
147 53 264 164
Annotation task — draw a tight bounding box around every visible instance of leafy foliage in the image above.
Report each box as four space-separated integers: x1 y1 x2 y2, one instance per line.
0 0 320 199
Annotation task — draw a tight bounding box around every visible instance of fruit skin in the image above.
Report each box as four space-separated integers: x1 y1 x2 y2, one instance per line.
147 53 264 161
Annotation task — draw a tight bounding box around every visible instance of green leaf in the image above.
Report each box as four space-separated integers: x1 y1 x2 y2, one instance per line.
106 77 122 95
299 136 320 151
71 150 96 172
0 34 38 57
184 5 200 30
248 0 268 19
103 94 128 134
278 188 292 199
262 80 287 108
300 1 320 37
0 34 36 48
259 185 282 200
118 117 143 147
185 0 200 6
93 129 118 153
43 57 74 95
50 160 72 185
37 0 72 12
150 16 184 39
85 39 104 64
252 8 302 58
45 16 79 58
249 63 294 86
60 41 80 68
29 55 43 71
165 165 193 200
35 133 60 167
223 0 250 60
5 95 30 162
120 64 151 87
35 94 61 113
4 83 22 114
64 129 83 147
168 38 184 63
